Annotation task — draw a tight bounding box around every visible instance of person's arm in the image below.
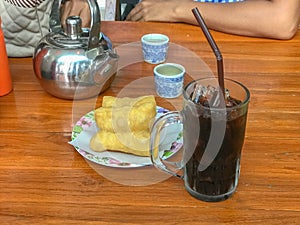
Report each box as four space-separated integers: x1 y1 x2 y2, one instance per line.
126 0 300 40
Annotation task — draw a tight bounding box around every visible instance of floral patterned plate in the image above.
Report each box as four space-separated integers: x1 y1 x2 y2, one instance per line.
71 107 183 168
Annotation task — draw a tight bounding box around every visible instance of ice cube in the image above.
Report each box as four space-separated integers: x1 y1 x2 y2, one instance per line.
191 84 222 107
225 89 242 107
191 84 204 104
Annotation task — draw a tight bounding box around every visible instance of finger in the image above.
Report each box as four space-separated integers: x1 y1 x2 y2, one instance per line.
126 4 144 21
79 8 91 27
62 2 91 28
61 2 72 28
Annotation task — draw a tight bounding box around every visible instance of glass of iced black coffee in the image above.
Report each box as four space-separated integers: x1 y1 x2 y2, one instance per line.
150 77 250 202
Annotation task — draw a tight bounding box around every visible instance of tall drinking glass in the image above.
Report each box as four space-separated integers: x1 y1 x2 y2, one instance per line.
150 77 250 202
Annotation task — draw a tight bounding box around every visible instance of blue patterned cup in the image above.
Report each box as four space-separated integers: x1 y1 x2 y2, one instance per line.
141 33 169 64
154 63 185 98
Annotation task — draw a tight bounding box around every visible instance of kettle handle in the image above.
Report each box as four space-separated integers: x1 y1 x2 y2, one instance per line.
49 0 62 33
87 0 101 50
49 0 101 50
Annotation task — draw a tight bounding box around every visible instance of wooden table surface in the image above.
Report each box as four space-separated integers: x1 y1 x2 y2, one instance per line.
1 21 299 224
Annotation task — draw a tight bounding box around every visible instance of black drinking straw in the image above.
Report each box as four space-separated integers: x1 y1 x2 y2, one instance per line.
192 7 225 97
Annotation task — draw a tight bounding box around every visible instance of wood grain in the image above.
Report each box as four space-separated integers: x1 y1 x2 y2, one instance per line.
0 21 299 224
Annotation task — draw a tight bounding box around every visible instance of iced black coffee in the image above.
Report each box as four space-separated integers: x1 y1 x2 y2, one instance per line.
149 78 250 202
182 78 250 202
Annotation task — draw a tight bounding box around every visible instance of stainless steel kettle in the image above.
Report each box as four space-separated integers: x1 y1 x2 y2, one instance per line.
33 0 119 99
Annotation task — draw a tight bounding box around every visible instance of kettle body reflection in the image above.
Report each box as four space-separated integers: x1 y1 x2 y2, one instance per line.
33 0 119 99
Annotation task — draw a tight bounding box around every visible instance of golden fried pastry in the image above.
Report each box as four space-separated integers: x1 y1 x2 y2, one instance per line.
95 101 156 133
102 95 155 108
90 130 150 156
90 95 157 157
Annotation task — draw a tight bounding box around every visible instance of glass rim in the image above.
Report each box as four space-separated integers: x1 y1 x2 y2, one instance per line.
183 77 250 111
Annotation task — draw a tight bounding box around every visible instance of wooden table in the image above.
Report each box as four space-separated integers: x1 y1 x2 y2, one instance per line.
1 21 299 224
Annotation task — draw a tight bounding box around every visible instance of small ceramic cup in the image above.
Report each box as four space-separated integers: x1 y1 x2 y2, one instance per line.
154 63 185 98
141 33 169 64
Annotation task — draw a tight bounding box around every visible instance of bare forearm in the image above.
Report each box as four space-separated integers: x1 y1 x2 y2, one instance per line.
173 0 300 39
127 0 300 39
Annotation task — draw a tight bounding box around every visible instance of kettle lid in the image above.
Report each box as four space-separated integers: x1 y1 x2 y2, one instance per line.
48 0 101 50
46 16 92 49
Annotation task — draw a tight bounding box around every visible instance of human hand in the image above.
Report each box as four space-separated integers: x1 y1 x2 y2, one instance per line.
126 0 183 22
61 0 91 28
